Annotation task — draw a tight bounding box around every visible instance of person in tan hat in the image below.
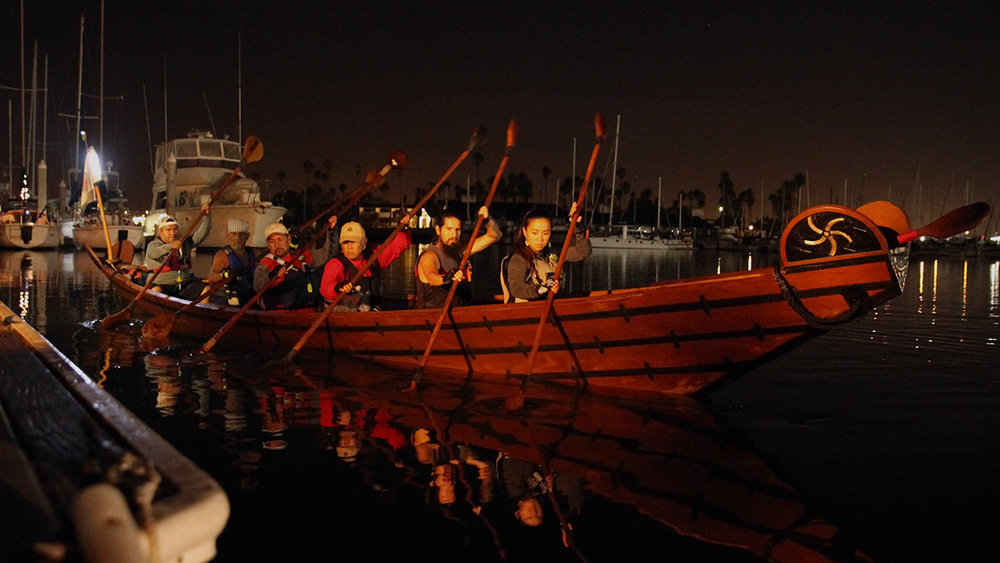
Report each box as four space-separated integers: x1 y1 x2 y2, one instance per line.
253 216 338 310
320 219 412 312
206 219 257 306
142 215 207 299
415 206 501 308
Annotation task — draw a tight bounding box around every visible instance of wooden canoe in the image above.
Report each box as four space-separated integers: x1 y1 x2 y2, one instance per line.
90 203 909 396
0 299 228 562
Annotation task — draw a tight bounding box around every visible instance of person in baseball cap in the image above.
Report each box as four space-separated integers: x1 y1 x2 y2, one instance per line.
320 218 412 312
143 215 206 299
253 217 338 310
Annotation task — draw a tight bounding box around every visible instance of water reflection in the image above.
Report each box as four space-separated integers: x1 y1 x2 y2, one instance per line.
121 348 863 562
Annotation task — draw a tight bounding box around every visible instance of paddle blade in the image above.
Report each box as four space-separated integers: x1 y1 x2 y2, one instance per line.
389 150 408 170
898 201 991 243
468 126 486 151
594 112 607 139
243 135 264 163
141 315 173 339
506 120 518 148
100 306 133 330
110 239 136 265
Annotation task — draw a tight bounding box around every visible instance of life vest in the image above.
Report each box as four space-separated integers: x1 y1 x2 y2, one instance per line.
226 246 257 296
258 252 320 310
331 253 383 312
415 244 471 309
213 246 257 305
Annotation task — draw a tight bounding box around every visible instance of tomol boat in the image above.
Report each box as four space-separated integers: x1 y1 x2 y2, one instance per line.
141 131 286 248
88 200 957 396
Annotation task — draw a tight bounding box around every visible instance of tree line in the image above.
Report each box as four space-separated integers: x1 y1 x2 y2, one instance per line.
253 156 806 235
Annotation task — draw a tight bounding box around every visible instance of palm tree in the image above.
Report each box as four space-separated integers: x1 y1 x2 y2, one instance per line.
717 171 737 228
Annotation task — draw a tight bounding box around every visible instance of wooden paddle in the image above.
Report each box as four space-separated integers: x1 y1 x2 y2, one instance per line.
282 126 484 363
896 201 990 244
140 276 235 339
291 151 407 238
407 120 517 392
100 135 263 330
523 113 606 385
198 151 408 353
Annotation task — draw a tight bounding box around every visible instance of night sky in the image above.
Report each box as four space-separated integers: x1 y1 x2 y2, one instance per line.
3 1 998 228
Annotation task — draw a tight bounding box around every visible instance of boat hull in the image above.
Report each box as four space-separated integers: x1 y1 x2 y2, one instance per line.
74 223 146 250
0 222 62 249
589 235 693 250
94 203 908 396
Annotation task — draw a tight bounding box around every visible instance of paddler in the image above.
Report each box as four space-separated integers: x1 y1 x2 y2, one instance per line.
414 206 501 308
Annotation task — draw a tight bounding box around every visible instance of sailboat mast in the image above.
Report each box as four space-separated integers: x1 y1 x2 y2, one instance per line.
608 114 620 227
656 177 661 231
238 34 243 142
74 15 84 171
20 0 25 168
100 0 105 153
42 55 48 163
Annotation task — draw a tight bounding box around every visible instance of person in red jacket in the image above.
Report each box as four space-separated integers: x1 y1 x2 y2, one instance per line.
320 221 412 312
254 218 337 310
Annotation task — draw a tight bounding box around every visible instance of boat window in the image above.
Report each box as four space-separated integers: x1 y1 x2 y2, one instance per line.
154 191 167 210
223 142 241 161
199 141 224 159
175 140 198 159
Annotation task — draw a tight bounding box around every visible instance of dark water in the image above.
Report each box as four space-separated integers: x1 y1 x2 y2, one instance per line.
3 246 999 562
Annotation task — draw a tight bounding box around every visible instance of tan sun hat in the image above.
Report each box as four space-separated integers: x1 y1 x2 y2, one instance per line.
264 223 289 239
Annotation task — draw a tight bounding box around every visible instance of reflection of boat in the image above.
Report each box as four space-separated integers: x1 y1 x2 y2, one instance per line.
141 131 286 248
0 299 228 562
0 197 61 249
588 224 693 250
251 363 870 562
93 202 909 395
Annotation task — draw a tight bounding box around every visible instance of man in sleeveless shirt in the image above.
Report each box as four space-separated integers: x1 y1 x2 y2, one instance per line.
415 206 501 308
206 219 257 306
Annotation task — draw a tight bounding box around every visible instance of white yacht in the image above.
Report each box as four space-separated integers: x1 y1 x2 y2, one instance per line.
142 131 285 248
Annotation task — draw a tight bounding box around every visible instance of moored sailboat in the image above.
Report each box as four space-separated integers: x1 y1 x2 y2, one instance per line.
71 151 145 250
0 196 61 249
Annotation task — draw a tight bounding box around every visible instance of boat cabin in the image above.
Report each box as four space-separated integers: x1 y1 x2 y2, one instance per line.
1 198 49 224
